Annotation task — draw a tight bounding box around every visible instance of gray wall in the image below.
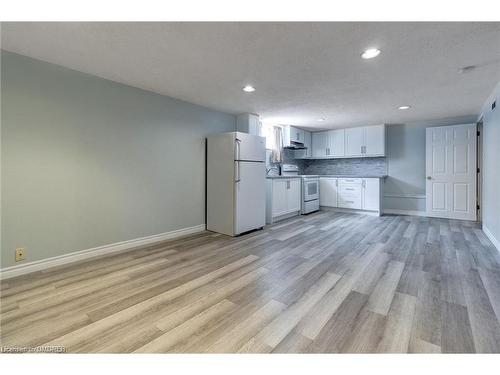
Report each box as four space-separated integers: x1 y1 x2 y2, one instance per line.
384 115 477 212
479 81 500 247
1 51 236 268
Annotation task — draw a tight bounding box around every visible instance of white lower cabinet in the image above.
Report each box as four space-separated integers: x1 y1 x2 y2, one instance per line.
266 178 301 223
287 179 301 213
338 178 363 209
271 179 289 217
319 177 338 207
319 177 382 215
362 178 381 212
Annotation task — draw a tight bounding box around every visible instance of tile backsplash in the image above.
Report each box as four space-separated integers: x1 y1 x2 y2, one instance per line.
266 149 387 176
302 157 387 176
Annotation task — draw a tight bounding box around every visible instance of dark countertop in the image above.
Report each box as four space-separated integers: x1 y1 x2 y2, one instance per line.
316 175 387 179
266 175 302 179
266 174 387 179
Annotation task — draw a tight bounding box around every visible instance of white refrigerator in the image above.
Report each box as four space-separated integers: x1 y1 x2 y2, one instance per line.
207 132 266 236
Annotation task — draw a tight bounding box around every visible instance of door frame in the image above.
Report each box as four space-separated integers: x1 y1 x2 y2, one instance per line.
477 119 483 223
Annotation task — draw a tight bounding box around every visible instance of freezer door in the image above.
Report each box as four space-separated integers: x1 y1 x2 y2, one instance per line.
234 161 266 235
235 132 266 162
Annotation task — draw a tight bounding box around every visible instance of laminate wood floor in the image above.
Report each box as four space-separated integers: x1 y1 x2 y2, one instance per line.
2 211 500 353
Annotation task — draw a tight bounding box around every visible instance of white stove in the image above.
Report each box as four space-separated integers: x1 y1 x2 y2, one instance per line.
280 164 320 215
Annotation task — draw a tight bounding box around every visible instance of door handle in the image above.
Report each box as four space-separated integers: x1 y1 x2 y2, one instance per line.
427 176 432 180
286 180 290 189
235 138 241 160
235 162 241 183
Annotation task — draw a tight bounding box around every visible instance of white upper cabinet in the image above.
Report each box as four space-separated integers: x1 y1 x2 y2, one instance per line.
289 126 303 143
303 130 312 157
364 125 385 156
345 127 365 157
296 124 385 159
312 131 328 157
283 125 307 147
345 125 385 157
327 129 345 157
236 113 261 136
312 129 345 157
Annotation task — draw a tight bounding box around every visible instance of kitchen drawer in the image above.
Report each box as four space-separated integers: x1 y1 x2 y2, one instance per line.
338 195 362 209
339 178 362 185
339 184 361 196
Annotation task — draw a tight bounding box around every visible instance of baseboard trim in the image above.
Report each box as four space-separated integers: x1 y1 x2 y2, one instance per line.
320 206 380 217
483 225 500 252
383 209 427 217
0 224 206 280
383 194 426 200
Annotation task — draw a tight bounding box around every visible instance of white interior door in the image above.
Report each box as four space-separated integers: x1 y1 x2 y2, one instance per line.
426 124 477 221
235 161 266 234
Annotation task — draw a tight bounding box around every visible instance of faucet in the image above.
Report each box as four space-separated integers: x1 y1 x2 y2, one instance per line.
266 166 280 175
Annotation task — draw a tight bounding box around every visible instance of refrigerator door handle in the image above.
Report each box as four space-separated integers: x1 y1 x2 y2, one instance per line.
235 138 241 160
235 161 241 183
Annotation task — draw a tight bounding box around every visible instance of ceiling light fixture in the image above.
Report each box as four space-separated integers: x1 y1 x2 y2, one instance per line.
398 105 411 110
361 48 381 59
317 118 326 122
242 85 256 93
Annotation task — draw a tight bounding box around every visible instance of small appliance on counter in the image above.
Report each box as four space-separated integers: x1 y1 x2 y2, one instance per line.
280 164 320 215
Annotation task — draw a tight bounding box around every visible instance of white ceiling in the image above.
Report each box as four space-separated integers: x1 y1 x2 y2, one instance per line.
2 22 500 129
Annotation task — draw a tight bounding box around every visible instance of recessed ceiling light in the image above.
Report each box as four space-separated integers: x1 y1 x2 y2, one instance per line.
317 118 326 122
398 105 411 110
242 85 256 93
361 48 381 59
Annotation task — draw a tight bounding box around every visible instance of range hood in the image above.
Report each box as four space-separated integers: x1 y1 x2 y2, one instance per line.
283 125 307 149
284 141 306 150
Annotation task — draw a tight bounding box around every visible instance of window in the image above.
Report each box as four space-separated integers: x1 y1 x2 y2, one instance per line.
261 122 279 149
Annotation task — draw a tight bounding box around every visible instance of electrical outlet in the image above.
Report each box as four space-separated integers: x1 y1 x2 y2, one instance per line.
15 248 26 262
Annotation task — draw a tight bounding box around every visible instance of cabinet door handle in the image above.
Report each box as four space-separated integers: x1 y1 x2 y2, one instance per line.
362 180 366 188
287 180 290 189
345 188 354 191
345 200 354 204
335 179 338 186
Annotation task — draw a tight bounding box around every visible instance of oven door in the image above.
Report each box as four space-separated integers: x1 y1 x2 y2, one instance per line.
303 179 319 201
